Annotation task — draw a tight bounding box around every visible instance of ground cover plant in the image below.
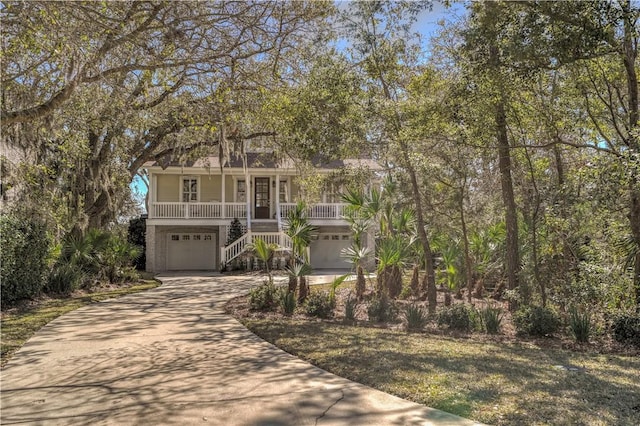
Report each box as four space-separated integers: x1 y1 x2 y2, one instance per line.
1 279 160 367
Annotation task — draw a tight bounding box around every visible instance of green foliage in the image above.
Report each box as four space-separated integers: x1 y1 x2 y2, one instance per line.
248 282 279 311
403 304 428 331
328 274 350 305
568 307 592 343
127 216 146 270
514 306 560 337
304 291 334 318
0 213 50 305
437 304 475 332
367 296 398 323
344 293 358 321
250 238 275 274
279 289 296 316
46 263 83 295
226 218 244 246
612 314 640 348
478 304 503 334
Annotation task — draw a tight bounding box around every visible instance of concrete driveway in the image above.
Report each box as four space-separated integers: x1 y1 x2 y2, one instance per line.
1 274 479 425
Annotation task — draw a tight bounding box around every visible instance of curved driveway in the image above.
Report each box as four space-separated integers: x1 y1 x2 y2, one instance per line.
1 274 478 425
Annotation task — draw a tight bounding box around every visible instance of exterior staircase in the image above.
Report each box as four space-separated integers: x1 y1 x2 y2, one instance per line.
221 231 295 266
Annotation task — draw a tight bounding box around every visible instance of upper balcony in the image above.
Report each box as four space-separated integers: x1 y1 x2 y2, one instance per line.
149 201 349 223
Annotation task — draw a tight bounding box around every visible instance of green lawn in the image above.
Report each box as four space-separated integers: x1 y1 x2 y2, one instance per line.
1 280 160 367
242 318 640 426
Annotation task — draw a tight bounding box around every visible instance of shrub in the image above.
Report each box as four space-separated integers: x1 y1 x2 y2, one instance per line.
612 314 640 347
479 304 503 334
403 304 428 331
569 307 592 343
46 263 83 295
437 304 474 331
127 216 146 270
249 282 279 311
367 296 398 323
514 305 560 336
304 291 334 318
344 293 358 321
279 290 296 315
0 213 50 306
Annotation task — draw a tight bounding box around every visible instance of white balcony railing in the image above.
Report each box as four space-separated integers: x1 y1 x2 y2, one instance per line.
280 203 348 220
150 202 348 220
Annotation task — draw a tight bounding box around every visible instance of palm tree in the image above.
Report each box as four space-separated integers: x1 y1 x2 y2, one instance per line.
285 262 312 297
376 235 409 299
284 201 316 302
341 245 371 300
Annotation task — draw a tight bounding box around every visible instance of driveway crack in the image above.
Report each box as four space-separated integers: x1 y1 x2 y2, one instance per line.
315 389 345 425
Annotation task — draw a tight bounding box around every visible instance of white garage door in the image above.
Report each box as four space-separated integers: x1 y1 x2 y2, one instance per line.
167 233 217 270
310 234 352 269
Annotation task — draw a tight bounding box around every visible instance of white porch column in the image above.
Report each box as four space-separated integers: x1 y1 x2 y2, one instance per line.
275 174 281 231
245 171 252 231
221 170 226 219
150 173 157 218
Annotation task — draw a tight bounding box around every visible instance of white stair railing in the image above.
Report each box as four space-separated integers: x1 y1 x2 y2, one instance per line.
221 231 296 266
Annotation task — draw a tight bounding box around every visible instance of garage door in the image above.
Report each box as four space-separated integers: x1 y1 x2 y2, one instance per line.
310 233 352 269
167 233 217 270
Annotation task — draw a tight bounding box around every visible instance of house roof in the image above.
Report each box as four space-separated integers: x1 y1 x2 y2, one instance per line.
144 153 382 171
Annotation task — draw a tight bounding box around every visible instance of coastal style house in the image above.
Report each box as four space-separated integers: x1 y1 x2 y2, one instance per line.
144 149 378 272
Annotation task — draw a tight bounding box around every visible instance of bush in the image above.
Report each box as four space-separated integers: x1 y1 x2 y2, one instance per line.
612 314 640 347
46 263 83 295
127 217 146 270
403 304 428 331
249 282 279 311
514 306 560 336
437 304 474 331
367 296 398 323
0 213 50 306
304 291 334 318
344 293 358 321
279 290 296 315
569 307 592 343
479 304 503 334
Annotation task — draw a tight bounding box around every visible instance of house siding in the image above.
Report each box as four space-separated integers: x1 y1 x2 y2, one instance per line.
201 175 222 202
157 175 180 202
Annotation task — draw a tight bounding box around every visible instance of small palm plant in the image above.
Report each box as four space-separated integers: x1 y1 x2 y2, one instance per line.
404 303 428 332
376 235 408 299
249 238 276 283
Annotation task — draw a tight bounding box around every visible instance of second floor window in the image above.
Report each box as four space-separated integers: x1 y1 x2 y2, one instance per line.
279 180 288 203
237 180 246 202
182 178 198 202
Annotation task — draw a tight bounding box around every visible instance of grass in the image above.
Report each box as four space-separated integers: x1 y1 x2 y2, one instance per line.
1 280 160 367
241 318 640 426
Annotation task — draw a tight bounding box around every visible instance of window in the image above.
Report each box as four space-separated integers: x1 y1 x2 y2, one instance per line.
182 178 198 202
332 235 340 240
204 234 212 241
342 235 350 240
193 235 201 241
171 235 179 241
182 235 190 241
237 180 246 202
279 180 289 203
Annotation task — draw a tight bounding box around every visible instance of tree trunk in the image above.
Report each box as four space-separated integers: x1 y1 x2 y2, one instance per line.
298 275 308 303
410 264 420 298
495 89 520 310
356 264 366 300
288 275 297 294
459 190 473 303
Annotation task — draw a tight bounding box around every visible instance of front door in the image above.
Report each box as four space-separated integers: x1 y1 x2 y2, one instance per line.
254 177 270 219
